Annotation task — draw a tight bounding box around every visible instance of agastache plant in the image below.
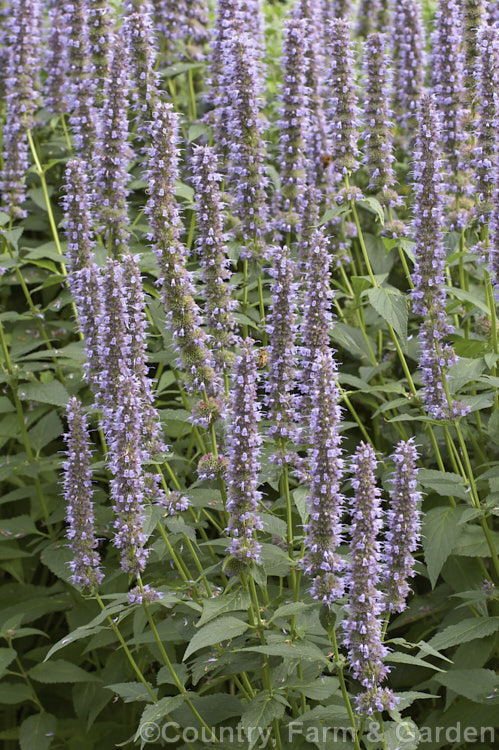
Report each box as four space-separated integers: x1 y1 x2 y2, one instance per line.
0 0 41 219
191 145 236 372
327 18 360 183
412 95 469 420
221 32 268 261
343 443 397 715
265 245 298 450
431 0 466 194
302 348 345 604
355 0 382 37
363 32 398 205
226 340 263 564
277 17 309 233
392 0 425 129
473 25 499 220
145 103 219 396
383 439 422 614
94 36 132 254
88 0 113 105
64 398 103 589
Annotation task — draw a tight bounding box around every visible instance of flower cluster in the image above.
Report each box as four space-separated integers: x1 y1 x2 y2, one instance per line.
383 439 422 614
411 95 469 420
226 340 263 564
63 397 103 589
145 103 219 396
45 1 68 115
221 32 268 260
124 2 159 137
363 32 397 203
392 0 425 129
462 0 486 105
343 443 396 715
0 0 41 219
191 145 236 371
66 0 98 158
94 36 132 254
431 0 466 189
88 0 113 105
277 17 309 233
265 245 298 446
302 348 345 604
473 25 499 219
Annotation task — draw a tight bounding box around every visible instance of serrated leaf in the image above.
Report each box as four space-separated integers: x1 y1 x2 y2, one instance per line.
30 659 101 684
135 695 186 740
0 681 31 705
366 287 407 340
197 588 251 627
0 515 40 540
20 381 69 408
423 506 465 588
241 691 286 748
0 647 16 677
19 713 57 750
241 641 329 664
357 196 385 224
434 668 498 702
183 616 249 660
28 411 63 453
106 682 157 703
428 617 499 651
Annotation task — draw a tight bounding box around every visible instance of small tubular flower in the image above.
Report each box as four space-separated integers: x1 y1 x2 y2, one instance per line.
0 0 41 219
473 25 499 219
191 145 236 371
66 0 98 158
226 340 263 564
124 3 160 137
145 103 219 395
302 348 345 604
89 0 113 105
94 36 132 254
265 245 298 445
462 0 486 105
327 18 360 181
45 2 69 115
383 439 422 614
64 397 103 589
343 442 397 715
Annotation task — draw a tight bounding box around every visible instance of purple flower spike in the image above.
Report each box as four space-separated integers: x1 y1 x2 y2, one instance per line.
108 373 149 576
462 0 486 105
124 3 160 138
383 439 422 614
222 32 268 260
278 17 309 233
294 1 330 188
94 36 132 255
67 0 98 158
411 95 469 420
302 348 345 604
45 2 69 115
89 0 113 105
473 25 499 220
64 397 103 589
363 32 398 204
265 245 298 447
0 0 41 219
392 0 425 128
226 340 263 564
431 0 466 191
356 0 382 37
298 228 334 422
327 18 360 182
145 103 220 396
63 160 103 387
343 442 397 715
191 145 236 371
488 0 499 25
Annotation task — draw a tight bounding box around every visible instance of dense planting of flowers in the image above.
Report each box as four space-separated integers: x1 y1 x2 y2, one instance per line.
1 2 499 749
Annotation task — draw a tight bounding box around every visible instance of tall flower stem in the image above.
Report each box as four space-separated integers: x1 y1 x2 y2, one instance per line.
329 628 361 750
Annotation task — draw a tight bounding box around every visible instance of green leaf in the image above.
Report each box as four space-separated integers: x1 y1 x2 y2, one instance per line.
72 681 112 730
19 713 57 750
0 681 31 705
428 617 499 651
423 506 465 588
286 676 339 701
418 469 470 501
434 669 498 703
28 411 63 453
183 616 249 660
393 691 439 711
241 641 329 664
357 196 385 224
106 682 157 703
366 287 407 340
188 123 210 143
0 515 40 541
444 286 489 314
39 543 73 581
197 588 251 627
135 695 186 740
241 691 287 748
30 659 101 684
20 381 69 408
0 647 16 677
